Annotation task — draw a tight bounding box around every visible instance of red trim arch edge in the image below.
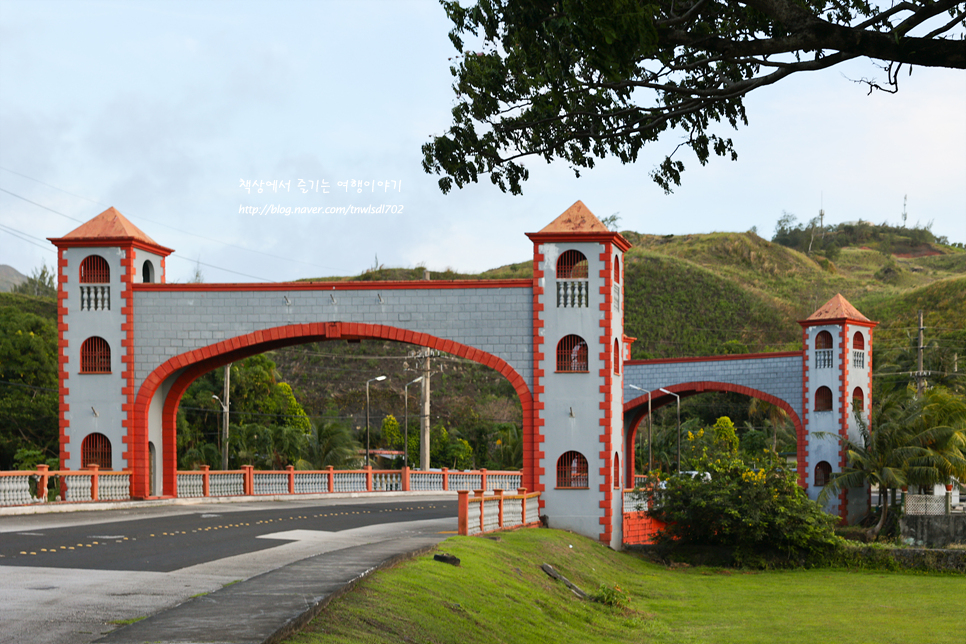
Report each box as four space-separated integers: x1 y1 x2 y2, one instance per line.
130 321 534 498
622 381 806 488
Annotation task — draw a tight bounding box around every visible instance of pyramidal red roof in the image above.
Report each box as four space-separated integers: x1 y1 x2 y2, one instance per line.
57 207 161 245
806 293 870 322
538 200 610 234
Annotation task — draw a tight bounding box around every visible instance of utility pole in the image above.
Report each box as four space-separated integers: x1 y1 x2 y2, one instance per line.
916 310 926 396
420 348 432 470
221 363 231 470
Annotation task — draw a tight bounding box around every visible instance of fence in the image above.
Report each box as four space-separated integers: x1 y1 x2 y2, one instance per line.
904 493 951 516
0 465 521 507
0 465 131 506
457 488 542 536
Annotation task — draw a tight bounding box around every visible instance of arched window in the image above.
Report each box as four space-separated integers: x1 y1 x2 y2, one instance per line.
852 387 864 412
815 386 833 412
79 255 109 283
80 337 111 373
853 331 864 351
142 260 154 283
613 454 620 490
556 335 588 372
815 330 833 350
613 255 620 283
556 451 588 488
81 433 112 469
814 461 832 487
557 250 588 279
613 339 620 375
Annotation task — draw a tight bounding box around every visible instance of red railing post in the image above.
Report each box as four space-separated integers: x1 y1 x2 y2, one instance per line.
401 466 410 492
287 465 295 495
36 464 49 503
457 490 470 535
517 487 527 525
88 464 100 502
495 489 504 528
365 465 373 492
327 466 335 493
480 468 488 492
442 467 449 491
243 464 254 496
201 465 210 497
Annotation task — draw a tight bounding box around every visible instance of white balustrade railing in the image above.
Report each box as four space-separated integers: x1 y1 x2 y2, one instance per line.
177 473 205 498
410 472 443 491
293 472 329 494
209 472 244 497
253 472 288 495
459 490 541 536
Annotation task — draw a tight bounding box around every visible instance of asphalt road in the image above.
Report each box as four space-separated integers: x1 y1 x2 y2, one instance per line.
0 495 458 644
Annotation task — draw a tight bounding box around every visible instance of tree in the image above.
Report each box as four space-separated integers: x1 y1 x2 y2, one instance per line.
423 0 966 194
818 385 966 539
12 264 57 299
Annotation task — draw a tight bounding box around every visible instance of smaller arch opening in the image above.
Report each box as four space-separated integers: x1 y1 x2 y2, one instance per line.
613 339 620 375
815 330 833 350
814 461 832 487
82 433 112 469
142 260 155 283
853 331 865 351
852 386 864 413
557 451 589 489
80 255 110 283
80 337 111 373
557 250 588 279
815 386 833 412
613 255 620 283
613 454 620 490
556 335 588 372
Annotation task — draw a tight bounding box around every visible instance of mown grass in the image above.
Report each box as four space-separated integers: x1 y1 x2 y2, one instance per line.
285 529 964 644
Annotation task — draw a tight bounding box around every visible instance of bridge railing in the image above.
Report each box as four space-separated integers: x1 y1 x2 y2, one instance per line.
458 488 542 536
0 465 521 507
0 465 131 506
172 465 521 499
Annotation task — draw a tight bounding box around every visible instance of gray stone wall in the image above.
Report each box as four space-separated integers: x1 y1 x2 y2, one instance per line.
132 285 533 390
901 515 966 549
623 354 803 420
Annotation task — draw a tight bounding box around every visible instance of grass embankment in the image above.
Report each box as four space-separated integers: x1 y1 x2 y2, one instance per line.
286 529 963 644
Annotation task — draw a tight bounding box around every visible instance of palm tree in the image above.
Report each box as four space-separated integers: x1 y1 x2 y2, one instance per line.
819 385 966 539
300 409 360 470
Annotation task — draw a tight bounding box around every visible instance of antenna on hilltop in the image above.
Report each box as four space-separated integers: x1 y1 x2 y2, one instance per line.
902 194 908 228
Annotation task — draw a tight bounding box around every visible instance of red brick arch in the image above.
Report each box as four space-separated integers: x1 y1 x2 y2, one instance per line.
130 321 533 497
622 381 806 488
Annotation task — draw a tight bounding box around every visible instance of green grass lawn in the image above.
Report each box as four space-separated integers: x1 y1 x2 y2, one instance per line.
285 529 964 644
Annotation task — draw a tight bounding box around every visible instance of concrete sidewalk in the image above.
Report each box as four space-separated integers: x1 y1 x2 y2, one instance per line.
96 531 448 644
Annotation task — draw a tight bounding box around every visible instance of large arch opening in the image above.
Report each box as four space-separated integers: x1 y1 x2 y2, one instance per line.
623 382 806 488
132 322 533 498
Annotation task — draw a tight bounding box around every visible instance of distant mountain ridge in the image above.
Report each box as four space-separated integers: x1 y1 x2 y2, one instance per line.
0 264 27 293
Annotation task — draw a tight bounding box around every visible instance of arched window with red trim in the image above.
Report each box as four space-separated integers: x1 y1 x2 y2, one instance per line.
557 335 588 372
556 250 588 279
853 331 864 351
613 255 620 283
81 433 112 469
814 461 832 487
557 451 588 488
613 339 620 375
80 255 110 283
80 337 111 373
613 454 620 489
815 386 833 411
852 387 864 412
815 330 833 350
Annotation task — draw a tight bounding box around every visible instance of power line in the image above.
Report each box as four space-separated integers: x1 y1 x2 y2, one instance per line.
0 225 57 254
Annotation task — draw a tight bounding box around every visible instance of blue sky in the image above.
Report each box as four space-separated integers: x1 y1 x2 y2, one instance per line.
1 0 964 283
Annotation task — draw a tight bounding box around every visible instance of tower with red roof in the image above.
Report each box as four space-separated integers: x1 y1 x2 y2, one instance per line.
799 293 876 522
48 208 172 492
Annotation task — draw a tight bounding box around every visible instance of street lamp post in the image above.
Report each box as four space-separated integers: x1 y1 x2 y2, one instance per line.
659 388 681 474
366 375 387 467
628 384 652 475
404 376 423 468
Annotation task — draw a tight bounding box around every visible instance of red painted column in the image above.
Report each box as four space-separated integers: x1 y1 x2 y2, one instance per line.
457 490 469 535
401 466 410 492
287 465 295 495
201 465 210 497
89 464 99 501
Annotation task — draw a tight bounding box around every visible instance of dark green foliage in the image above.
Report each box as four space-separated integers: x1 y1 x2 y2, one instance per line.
423 1 965 195
643 419 839 565
0 305 58 468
